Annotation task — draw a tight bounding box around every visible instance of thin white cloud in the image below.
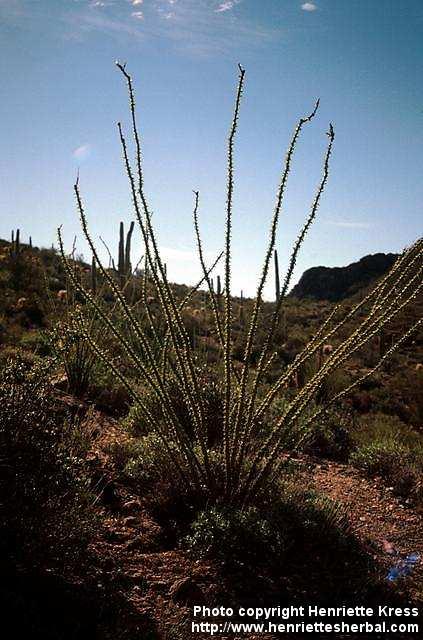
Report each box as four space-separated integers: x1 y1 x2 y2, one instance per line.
72 144 91 161
68 11 145 41
56 0 279 57
215 1 241 13
131 0 143 5
90 0 116 7
301 2 317 11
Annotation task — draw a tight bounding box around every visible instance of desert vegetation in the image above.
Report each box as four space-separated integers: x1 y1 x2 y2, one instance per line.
0 64 422 638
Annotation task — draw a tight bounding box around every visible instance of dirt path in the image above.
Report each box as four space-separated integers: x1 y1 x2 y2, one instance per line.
309 458 422 599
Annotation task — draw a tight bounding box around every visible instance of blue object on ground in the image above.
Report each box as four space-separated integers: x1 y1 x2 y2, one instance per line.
386 552 420 581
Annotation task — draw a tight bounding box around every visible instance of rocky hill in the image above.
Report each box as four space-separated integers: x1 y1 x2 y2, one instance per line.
290 253 398 301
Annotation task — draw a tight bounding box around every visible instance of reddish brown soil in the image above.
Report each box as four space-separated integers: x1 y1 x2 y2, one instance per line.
74 411 422 639
310 459 422 601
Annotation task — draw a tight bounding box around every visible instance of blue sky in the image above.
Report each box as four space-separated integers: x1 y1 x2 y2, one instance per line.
1 1 422 297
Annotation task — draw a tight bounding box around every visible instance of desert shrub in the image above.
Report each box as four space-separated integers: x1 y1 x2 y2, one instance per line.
352 412 422 449
351 427 423 505
0 357 94 567
185 505 286 569
89 365 131 416
185 484 351 572
122 433 176 485
276 490 351 551
304 408 354 461
48 307 98 398
126 374 224 445
369 367 423 425
121 402 150 436
116 434 229 502
351 439 409 476
19 328 50 355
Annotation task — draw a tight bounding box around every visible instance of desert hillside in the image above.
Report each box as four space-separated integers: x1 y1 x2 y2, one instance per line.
1 234 422 638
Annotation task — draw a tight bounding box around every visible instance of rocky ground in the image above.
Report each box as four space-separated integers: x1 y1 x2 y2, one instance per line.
64 404 421 639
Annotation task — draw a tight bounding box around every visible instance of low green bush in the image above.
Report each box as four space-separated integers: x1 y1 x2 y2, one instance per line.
0 356 94 567
184 481 351 572
304 409 354 461
123 433 176 484
351 439 409 476
185 505 286 569
350 430 422 505
124 375 224 446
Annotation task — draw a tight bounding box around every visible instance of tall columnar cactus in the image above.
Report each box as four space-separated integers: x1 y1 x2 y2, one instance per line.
117 220 135 285
274 249 280 302
216 274 222 310
239 289 245 324
125 220 135 275
10 229 21 257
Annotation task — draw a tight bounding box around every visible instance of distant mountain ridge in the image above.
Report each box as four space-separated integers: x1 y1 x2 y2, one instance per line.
290 253 398 302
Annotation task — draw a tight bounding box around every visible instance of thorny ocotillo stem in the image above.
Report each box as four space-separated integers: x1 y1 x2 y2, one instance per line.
230 99 321 477
223 63 245 495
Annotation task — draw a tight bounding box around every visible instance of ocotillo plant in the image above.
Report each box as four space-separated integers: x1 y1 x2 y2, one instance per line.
91 256 97 294
274 249 280 302
118 222 125 280
58 62 422 506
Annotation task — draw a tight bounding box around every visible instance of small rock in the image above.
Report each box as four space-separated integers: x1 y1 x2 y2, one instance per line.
123 499 141 513
105 529 130 543
168 577 205 604
127 571 146 585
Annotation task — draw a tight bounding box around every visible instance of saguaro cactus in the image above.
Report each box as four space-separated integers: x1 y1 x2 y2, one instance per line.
117 221 135 285
239 289 245 324
216 274 222 310
125 221 135 275
10 229 21 257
